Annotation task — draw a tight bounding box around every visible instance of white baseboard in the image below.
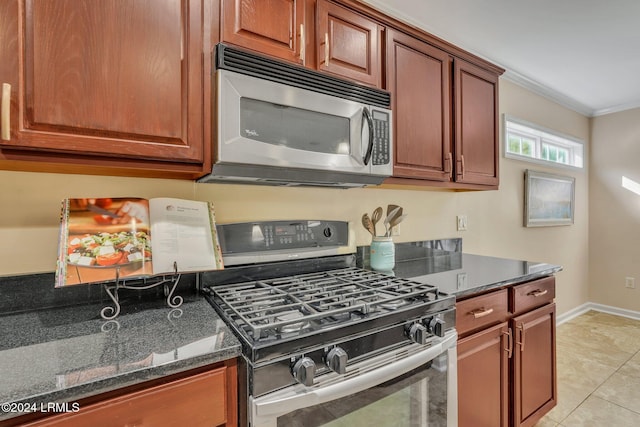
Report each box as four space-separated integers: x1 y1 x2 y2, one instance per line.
557 302 640 325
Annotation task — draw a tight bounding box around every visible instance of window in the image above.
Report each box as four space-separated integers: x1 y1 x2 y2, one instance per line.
504 116 584 169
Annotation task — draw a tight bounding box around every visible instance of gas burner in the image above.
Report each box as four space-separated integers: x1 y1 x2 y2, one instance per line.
207 267 443 343
276 311 310 333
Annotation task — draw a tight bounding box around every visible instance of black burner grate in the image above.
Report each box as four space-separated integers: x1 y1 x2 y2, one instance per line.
209 267 441 340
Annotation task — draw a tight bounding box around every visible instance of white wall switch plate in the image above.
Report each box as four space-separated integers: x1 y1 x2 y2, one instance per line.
457 215 468 231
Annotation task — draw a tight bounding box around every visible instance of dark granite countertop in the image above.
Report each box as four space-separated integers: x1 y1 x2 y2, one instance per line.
0 292 241 421
359 240 563 299
395 252 562 298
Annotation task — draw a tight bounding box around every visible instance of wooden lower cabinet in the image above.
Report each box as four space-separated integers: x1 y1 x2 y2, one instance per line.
18 361 237 427
513 303 557 427
458 322 510 427
457 277 556 427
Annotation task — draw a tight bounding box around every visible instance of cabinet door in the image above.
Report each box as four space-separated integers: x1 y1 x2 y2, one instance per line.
23 367 231 427
454 59 499 186
458 322 510 427
513 303 557 427
1 0 204 165
316 0 382 87
386 29 452 181
222 0 305 64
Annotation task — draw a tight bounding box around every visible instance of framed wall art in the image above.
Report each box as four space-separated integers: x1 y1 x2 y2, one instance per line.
524 170 575 227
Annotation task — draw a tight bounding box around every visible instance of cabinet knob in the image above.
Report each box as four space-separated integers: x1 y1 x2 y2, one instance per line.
292 357 316 387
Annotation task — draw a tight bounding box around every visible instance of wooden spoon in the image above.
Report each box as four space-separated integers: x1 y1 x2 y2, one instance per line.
371 207 383 236
383 206 402 236
387 204 400 218
361 213 375 236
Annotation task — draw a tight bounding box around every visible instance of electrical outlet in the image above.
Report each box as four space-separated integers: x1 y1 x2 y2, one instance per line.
457 273 468 289
625 277 636 289
456 215 468 231
391 224 401 236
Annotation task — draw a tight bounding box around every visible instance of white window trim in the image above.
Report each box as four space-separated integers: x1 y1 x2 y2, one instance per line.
503 114 585 170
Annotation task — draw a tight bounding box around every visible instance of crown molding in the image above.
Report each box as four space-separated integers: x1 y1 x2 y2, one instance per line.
501 70 594 117
360 0 640 118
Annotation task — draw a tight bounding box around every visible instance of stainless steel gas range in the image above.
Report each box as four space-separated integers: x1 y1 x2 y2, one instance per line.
202 220 457 427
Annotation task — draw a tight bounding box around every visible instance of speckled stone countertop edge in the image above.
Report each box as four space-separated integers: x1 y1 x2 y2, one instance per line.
451 265 564 299
0 346 241 422
0 293 242 422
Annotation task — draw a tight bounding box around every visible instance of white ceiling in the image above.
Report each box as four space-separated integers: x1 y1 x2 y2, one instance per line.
362 0 640 117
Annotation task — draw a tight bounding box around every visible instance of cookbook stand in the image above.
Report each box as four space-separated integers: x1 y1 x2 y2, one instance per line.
100 261 183 320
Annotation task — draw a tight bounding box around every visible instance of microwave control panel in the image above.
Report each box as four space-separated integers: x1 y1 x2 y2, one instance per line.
371 109 390 166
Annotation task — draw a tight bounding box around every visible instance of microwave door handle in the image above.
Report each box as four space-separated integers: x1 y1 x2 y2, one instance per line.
362 107 374 165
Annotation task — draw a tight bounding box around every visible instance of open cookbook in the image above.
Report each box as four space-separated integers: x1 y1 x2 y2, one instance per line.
55 197 224 287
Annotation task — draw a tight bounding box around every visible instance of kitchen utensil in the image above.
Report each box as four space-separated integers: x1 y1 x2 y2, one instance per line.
383 206 402 236
388 213 408 236
371 207 383 236
361 213 375 236
387 204 400 218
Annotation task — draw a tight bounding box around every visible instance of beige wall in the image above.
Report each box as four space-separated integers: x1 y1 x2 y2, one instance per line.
590 109 640 311
0 79 590 316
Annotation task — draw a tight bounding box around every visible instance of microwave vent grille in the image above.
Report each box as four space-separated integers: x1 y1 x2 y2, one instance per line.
215 43 390 109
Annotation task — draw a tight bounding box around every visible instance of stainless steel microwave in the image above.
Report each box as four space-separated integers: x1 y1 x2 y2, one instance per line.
198 44 393 188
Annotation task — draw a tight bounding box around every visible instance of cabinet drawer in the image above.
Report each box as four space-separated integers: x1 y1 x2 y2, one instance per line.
24 367 229 427
511 276 555 315
456 289 509 337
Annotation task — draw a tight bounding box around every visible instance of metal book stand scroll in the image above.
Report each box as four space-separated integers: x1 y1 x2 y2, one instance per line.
100 261 183 320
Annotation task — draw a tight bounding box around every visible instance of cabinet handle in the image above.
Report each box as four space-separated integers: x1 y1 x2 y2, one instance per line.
445 152 453 179
324 33 330 66
469 307 493 318
460 154 465 180
1 83 10 141
299 24 306 65
528 289 548 297
517 323 525 352
503 329 513 359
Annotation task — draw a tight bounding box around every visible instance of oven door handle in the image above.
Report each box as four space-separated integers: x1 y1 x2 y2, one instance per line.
252 331 457 420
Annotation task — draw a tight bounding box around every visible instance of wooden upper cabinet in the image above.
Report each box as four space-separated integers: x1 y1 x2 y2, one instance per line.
220 0 382 88
384 29 501 189
221 0 305 64
386 29 451 181
454 59 500 186
1 0 206 174
316 0 382 87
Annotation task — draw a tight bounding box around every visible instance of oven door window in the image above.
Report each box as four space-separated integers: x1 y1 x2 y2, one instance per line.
276 357 448 427
240 98 351 155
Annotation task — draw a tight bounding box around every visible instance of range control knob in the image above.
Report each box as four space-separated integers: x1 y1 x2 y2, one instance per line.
428 317 446 338
407 323 428 345
292 357 316 387
325 347 348 374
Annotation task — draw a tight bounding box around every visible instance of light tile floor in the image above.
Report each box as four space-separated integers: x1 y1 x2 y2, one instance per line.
535 310 640 427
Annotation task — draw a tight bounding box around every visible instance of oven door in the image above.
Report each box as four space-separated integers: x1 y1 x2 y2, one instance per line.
250 331 457 427
217 69 375 174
